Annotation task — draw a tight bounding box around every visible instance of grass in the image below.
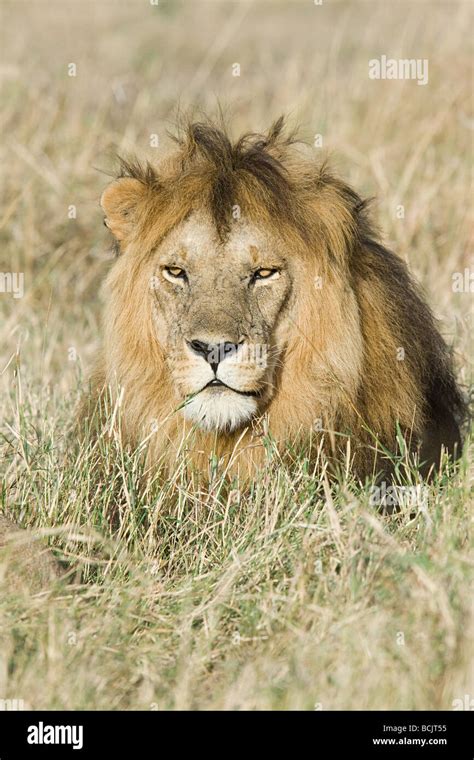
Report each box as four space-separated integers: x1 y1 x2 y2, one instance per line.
0 0 472 710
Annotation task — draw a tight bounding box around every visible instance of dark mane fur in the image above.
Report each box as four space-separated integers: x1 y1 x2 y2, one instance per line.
117 117 310 239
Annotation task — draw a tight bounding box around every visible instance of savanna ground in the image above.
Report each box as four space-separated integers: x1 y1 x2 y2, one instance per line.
0 0 472 710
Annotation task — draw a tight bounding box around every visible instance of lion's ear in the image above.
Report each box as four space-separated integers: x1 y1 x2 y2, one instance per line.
100 178 149 242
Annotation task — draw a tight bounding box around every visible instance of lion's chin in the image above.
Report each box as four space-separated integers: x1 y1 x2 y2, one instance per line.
182 389 258 433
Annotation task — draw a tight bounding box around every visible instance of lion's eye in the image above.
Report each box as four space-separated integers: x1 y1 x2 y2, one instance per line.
253 268 279 281
163 266 186 281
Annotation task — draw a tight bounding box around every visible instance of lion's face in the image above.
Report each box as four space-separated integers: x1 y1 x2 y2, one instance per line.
151 210 293 432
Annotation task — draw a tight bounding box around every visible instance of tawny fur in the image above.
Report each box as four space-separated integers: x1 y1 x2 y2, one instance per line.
81 117 465 482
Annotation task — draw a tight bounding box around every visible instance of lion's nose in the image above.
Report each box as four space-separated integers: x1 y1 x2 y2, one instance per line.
187 339 240 373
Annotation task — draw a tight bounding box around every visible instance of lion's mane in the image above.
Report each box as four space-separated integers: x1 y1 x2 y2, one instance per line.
83 117 465 481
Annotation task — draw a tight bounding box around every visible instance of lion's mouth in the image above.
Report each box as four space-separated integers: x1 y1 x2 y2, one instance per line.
202 379 259 397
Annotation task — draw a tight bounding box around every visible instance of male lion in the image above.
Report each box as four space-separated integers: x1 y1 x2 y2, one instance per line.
86 117 465 482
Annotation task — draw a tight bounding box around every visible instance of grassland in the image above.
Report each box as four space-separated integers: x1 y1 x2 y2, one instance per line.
0 0 472 710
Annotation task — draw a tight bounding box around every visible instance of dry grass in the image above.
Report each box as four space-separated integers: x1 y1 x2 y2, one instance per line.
0 0 472 710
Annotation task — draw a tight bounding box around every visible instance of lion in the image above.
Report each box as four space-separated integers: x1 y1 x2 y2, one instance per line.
84 117 465 483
